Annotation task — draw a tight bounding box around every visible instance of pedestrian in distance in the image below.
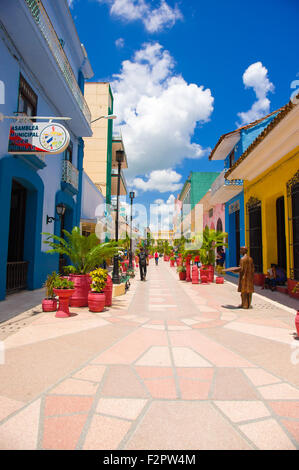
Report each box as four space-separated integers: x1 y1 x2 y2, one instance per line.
138 247 148 281
154 251 159 266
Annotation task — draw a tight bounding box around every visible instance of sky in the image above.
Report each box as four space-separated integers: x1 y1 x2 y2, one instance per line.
69 0 299 231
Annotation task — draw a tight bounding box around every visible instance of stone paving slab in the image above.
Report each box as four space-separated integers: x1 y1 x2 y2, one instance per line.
0 260 298 450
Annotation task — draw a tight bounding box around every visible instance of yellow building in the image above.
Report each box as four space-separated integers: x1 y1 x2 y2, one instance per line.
83 83 127 238
83 82 127 203
226 98 299 293
152 230 175 242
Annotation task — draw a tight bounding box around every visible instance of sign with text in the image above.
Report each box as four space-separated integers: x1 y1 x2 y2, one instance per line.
8 121 70 155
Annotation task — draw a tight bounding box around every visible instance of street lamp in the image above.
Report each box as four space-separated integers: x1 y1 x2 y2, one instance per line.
112 149 125 284
46 203 66 224
129 191 135 269
90 114 117 124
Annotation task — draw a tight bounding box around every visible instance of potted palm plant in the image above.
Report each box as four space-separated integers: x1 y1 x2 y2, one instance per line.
53 276 75 318
42 271 59 312
88 268 108 312
43 227 119 307
197 227 228 283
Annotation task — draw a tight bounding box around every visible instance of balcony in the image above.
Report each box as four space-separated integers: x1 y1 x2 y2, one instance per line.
210 170 243 205
61 160 78 195
1 0 92 136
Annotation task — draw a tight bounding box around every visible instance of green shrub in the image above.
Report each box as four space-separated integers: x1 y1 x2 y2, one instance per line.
53 277 74 290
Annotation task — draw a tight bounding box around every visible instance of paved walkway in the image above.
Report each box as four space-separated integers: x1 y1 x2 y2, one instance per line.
0 260 298 450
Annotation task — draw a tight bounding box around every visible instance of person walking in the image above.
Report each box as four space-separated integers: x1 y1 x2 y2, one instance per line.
138 247 148 281
224 246 254 309
154 251 159 266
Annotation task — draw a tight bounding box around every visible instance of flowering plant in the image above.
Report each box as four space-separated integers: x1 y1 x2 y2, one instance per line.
89 268 108 293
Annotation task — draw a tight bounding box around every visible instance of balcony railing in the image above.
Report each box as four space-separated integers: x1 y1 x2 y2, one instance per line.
211 170 243 197
24 0 91 125
62 160 79 191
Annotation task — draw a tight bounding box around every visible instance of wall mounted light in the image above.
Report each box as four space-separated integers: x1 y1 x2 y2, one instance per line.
46 203 66 224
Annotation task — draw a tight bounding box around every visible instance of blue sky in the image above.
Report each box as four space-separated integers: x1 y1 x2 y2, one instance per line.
70 0 299 227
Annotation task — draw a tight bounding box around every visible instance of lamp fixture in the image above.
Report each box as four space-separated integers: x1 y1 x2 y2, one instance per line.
90 114 117 124
115 149 125 163
46 203 66 224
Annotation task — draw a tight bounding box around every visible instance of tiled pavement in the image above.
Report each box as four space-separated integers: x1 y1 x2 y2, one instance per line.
0 260 298 450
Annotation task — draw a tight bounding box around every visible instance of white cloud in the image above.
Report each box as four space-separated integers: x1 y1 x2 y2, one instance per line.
133 169 183 193
98 0 182 33
237 62 274 125
115 38 125 48
111 43 214 178
150 193 176 231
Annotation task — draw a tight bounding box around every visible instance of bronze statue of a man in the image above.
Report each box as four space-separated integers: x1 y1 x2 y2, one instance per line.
225 247 255 309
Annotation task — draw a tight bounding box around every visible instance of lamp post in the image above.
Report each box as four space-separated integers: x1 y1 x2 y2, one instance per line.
129 191 135 269
112 149 124 284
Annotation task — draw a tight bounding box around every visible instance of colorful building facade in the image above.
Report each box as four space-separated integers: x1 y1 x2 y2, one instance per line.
175 172 220 238
0 0 93 301
226 98 299 294
209 109 283 272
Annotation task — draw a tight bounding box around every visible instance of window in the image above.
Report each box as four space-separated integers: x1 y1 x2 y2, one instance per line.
64 142 73 163
229 149 235 168
18 74 37 117
247 199 263 273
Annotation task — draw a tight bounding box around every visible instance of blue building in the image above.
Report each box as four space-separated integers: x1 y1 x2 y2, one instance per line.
0 0 94 300
209 110 282 274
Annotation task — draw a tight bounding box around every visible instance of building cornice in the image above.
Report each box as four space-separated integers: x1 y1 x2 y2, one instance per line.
225 98 298 179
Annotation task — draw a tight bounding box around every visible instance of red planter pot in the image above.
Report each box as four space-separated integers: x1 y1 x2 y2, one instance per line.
170 259 175 267
200 268 209 283
216 276 224 284
69 274 91 307
179 271 186 281
295 311 299 337
53 289 74 318
42 298 57 312
288 279 299 299
103 275 113 307
186 263 191 282
254 273 265 286
207 265 214 283
88 292 106 313
192 266 199 284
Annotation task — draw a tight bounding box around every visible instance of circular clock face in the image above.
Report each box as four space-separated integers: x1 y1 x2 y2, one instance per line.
39 124 69 153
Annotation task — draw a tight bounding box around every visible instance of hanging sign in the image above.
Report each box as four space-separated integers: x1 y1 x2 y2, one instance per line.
229 200 240 214
8 121 70 155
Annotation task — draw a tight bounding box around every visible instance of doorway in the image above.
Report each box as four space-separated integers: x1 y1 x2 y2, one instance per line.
276 196 287 270
235 210 240 266
291 183 299 280
248 202 263 273
6 180 28 292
